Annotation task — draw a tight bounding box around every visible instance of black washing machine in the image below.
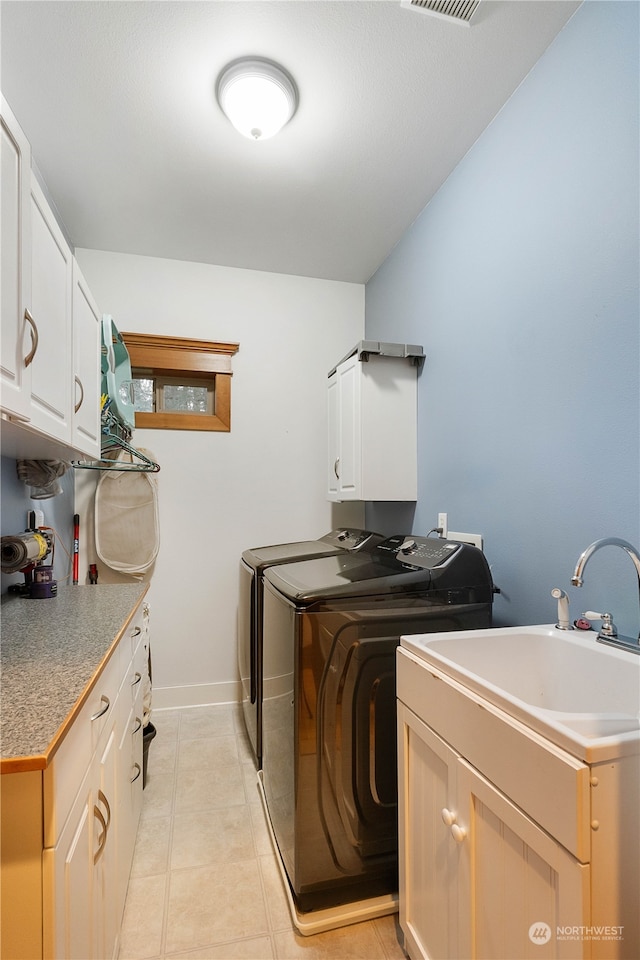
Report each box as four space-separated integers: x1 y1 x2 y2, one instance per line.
259 534 494 924
239 529 381 766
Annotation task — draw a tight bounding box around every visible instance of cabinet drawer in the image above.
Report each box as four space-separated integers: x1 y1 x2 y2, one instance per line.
121 629 147 709
119 607 145 676
397 648 591 861
43 648 121 848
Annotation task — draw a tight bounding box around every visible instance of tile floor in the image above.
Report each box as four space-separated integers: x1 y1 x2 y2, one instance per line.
118 704 408 960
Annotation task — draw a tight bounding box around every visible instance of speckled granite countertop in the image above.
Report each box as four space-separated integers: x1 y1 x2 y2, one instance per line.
1 583 148 773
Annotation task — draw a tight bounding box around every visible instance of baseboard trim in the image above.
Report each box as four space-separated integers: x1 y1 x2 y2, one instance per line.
152 680 240 711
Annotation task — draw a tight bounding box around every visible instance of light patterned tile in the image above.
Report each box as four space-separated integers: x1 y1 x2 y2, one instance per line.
165 861 269 954
165 936 275 959
179 705 236 740
250 802 273 857
141 763 175 820
118 873 166 959
171 805 256 869
177 735 239 770
151 708 180 741
131 815 171 878
373 914 407 959
174 761 246 814
258 854 295 933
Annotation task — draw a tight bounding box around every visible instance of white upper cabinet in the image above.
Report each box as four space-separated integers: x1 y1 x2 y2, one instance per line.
72 260 101 458
28 176 73 443
0 93 102 460
327 344 421 502
1 95 32 423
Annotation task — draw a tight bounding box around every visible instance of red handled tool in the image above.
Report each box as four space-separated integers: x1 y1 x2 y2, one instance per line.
73 514 80 585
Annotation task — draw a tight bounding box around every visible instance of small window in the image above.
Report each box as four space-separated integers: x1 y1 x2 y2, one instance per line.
122 333 239 432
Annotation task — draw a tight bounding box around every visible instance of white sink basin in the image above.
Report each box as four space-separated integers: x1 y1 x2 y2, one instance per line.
401 625 640 759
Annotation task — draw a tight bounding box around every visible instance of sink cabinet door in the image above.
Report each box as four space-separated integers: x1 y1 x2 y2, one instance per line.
398 702 459 960
398 698 591 960
456 759 591 960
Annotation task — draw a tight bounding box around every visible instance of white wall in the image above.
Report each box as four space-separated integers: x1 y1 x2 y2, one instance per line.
75 249 365 708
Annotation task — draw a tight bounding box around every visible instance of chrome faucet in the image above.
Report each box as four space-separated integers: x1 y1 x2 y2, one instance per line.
571 537 640 654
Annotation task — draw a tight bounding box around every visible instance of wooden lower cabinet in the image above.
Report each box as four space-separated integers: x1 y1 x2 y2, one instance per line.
397 647 639 960
398 702 590 960
1 605 146 960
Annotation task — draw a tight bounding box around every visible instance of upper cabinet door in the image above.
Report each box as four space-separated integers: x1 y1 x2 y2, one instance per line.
335 352 361 498
1 96 32 422
327 349 418 502
28 177 73 443
72 259 101 458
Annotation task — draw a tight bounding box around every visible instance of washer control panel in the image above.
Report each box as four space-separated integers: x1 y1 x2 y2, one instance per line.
376 535 463 570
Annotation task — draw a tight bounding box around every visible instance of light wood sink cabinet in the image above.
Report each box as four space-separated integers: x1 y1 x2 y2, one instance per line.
397 647 639 960
1 602 147 960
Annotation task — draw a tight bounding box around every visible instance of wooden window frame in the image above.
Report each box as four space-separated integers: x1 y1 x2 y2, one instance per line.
121 333 239 432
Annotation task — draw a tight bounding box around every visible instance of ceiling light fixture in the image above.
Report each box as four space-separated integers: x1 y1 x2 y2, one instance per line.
216 57 298 141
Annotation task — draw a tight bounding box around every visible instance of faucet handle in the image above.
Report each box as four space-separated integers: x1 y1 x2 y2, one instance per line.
584 611 617 637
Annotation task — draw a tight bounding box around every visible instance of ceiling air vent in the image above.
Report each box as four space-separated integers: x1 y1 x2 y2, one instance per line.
401 0 481 26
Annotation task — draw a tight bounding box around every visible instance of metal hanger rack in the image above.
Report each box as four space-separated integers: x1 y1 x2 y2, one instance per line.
72 408 161 473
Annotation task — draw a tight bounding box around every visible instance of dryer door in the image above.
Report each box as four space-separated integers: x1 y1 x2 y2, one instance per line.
319 633 399 863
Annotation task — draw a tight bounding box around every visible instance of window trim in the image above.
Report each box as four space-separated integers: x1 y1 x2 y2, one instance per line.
122 332 239 432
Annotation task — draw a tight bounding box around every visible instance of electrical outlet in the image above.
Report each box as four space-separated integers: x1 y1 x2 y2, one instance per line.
437 513 448 538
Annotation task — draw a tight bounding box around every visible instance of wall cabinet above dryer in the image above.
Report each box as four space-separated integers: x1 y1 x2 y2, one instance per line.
327 342 423 502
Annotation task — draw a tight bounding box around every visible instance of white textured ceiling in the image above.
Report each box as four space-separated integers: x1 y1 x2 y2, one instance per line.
1 0 580 282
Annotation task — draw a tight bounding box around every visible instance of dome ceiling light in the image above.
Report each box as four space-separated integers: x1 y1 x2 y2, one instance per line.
216 57 298 141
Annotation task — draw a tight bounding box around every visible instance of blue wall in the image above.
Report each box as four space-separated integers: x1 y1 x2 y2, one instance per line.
365 1 640 636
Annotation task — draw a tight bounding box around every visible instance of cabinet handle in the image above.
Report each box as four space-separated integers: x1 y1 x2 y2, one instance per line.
131 626 142 638
441 807 455 827
93 804 107 864
133 716 142 735
90 695 110 721
23 309 39 367
97 789 111 830
74 375 84 413
131 762 142 784
451 823 467 843
131 671 142 687
334 458 340 479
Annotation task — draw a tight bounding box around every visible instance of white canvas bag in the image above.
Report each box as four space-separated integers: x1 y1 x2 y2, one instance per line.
95 450 160 578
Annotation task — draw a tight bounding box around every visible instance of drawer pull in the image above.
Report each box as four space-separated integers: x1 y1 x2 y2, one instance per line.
23 309 39 367
131 671 142 687
133 717 142 735
131 626 142 638
90 695 110 721
93 805 107 863
131 762 142 784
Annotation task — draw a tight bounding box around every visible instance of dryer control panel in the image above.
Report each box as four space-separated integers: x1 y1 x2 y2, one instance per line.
320 528 383 551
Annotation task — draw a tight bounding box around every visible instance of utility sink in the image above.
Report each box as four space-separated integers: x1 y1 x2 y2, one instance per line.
400 625 640 760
